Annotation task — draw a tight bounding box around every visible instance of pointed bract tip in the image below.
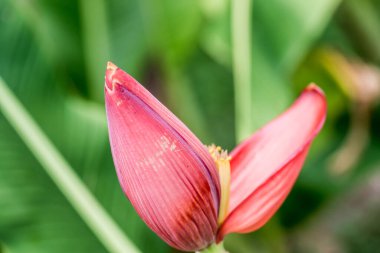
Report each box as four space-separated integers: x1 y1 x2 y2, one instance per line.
305 83 325 97
107 61 118 71
105 62 119 93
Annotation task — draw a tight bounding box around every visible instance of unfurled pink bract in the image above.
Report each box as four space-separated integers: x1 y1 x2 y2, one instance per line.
104 62 326 252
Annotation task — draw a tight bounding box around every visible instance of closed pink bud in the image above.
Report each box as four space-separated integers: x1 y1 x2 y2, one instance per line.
105 62 220 251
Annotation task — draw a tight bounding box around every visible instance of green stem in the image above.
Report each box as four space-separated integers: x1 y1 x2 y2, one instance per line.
231 0 253 142
79 0 110 102
0 77 141 253
197 243 228 253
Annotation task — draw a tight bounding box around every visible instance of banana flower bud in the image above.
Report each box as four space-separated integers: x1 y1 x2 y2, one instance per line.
104 62 326 252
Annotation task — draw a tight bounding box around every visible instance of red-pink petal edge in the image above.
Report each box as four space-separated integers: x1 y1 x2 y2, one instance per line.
217 84 326 241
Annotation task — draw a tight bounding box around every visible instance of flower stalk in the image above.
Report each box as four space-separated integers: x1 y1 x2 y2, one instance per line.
197 243 228 253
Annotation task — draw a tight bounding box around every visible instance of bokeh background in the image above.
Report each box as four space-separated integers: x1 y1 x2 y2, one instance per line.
1 0 380 252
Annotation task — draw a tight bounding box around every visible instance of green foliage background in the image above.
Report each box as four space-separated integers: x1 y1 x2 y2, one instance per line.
0 0 380 252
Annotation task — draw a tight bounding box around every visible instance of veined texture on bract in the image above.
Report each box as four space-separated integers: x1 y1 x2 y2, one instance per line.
105 62 220 251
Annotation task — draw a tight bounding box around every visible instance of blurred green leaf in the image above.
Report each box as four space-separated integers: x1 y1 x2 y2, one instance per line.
251 0 342 130
340 0 380 64
255 0 342 73
107 0 147 76
0 2 169 253
201 0 341 132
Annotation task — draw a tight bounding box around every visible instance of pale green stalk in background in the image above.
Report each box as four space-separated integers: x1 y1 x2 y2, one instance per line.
231 0 253 142
80 0 110 102
0 77 140 253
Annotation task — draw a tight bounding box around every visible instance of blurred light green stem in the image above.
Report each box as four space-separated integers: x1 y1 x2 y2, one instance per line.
197 243 228 253
232 0 253 142
80 0 110 101
0 77 140 253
